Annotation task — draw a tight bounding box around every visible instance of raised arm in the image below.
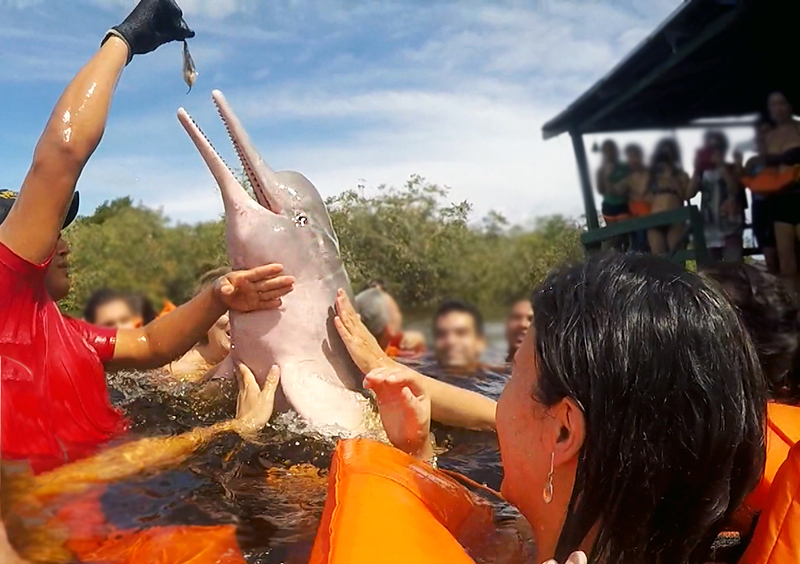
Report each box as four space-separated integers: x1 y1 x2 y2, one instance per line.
0 39 128 264
333 290 497 431
0 0 194 265
109 265 294 371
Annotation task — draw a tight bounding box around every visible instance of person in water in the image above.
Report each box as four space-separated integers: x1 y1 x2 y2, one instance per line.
431 299 486 374
0 0 295 474
504 298 533 364
702 263 800 530
764 92 800 289
355 288 404 356
333 253 765 564
83 288 156 329
167 266 233 380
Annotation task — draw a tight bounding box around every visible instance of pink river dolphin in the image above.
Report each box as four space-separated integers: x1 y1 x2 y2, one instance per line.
177 90 371 435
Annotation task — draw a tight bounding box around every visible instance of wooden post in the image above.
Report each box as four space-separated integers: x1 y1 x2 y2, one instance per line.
570 130 599 232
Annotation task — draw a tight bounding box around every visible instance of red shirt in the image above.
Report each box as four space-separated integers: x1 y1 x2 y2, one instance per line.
0 242 127 472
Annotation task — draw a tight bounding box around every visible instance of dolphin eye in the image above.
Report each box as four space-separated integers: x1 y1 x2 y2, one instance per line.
294 213 309 227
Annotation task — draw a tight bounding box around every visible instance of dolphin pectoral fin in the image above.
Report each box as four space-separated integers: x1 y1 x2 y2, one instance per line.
177 107 254 214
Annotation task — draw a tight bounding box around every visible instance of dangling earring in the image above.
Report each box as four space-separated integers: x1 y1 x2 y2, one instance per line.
543 452 555 504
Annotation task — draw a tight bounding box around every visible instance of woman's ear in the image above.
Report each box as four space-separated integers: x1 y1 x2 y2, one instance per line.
551 398 585 467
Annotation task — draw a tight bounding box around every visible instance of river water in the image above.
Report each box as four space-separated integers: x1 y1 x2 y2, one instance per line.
11 322 532 563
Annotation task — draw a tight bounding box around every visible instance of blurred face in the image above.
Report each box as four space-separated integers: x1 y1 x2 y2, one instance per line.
433 311 485 372
505 300 533 358
602 143 618 163
768 92 792 124
45 237 71 301
384 293 403 335
705 137 725 165
756 123 772 154
94 299 139 329
625 148 643 168
207 312 231 357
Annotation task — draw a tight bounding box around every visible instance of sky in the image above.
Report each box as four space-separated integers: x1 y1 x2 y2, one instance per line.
0 0 748 227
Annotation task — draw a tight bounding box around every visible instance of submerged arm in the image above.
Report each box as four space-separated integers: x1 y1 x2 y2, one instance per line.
28 363 279 500
0 39 128 264
31 420 237 498
333 290 497 431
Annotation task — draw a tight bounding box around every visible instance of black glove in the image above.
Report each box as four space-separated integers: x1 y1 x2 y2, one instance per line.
103 0 195 64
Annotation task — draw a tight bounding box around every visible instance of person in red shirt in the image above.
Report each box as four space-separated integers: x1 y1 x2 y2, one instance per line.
0 4 293 558
0 0 294 472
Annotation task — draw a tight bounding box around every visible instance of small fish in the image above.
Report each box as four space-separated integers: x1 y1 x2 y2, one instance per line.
183 40 198 93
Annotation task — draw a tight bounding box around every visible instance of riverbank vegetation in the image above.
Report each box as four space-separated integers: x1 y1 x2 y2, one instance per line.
62 176 584 315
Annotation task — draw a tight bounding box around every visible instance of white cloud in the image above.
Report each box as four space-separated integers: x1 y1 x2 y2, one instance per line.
2 0 692 227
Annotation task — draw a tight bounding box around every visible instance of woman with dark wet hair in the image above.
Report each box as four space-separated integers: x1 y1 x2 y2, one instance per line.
702 263 800 520
333 253 767 564
704 263 800 404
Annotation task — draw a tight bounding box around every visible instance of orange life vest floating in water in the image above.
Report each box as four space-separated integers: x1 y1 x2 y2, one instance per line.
739 441 800 564
309 438 495 564
744 403 800 513
52 485 246 564
741 166 800 194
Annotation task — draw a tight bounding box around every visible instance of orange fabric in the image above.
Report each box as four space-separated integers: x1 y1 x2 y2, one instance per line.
309 438 494 564
629 199 651 217
742 167 800 194
68 525 246 564
739 442 800 564
158 300 177 318
603 213 630 224
52 486 246 564
744 403 800 512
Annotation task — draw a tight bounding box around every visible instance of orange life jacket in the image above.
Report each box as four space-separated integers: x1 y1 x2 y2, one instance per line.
741 166 800 194
54 485 246 564
739 441 800 564
743 403 800 513
309 438 494 564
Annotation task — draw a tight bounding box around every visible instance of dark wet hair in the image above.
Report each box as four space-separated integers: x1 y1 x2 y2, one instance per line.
433 299 484 337
623 143 643 157
650 138 683 170
127 293 157 326
600 139 618 158
366 278 387 291
531 253 766 564
84 288 129 323
704 130 730 155
703 263 800 404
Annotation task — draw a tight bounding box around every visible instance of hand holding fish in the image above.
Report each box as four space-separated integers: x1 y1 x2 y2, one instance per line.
104 0 195 63
333 289 393 374
234 363 281 435
214 264 295 313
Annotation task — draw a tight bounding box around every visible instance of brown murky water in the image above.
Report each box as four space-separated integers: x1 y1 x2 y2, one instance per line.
9 326 534 563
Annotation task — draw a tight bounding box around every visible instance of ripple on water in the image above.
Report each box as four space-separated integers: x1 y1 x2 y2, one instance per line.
22 367 531 564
